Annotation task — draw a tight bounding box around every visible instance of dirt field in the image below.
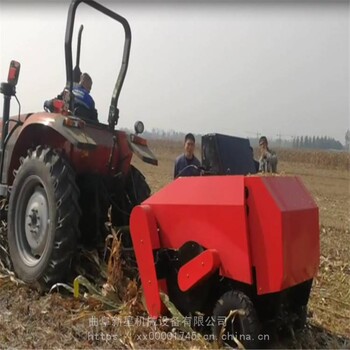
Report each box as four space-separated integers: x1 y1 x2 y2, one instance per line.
0 139 349 349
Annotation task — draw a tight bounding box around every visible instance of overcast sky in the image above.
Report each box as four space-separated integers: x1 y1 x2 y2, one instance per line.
0 0 349 143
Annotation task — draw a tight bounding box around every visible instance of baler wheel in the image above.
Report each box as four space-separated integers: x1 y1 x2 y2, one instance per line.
213 290 262 349
7 146 80 291
293 305 307 330
288 278 312 330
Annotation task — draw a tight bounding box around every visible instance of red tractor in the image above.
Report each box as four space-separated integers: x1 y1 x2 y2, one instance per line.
1 1 319 347
0 0 157 290
130 134 320 348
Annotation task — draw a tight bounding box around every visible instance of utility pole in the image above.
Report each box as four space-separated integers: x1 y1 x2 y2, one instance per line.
276 132 282 148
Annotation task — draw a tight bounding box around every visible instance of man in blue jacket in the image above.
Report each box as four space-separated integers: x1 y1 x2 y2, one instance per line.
43 72 98 121
174 133 201 178
73 73 98 121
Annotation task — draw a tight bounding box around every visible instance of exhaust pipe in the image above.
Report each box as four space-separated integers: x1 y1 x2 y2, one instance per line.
0 60 20 184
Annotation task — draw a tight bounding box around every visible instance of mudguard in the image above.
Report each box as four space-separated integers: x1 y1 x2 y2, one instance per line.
1 112 157 185
1 112 98 184
127 134 158 166
23 112 98 149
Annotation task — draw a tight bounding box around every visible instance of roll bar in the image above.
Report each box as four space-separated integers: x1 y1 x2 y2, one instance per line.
72 25 84 84
65 0 131 129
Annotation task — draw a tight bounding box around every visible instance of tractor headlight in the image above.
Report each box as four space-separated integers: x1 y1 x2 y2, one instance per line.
134 120 144 135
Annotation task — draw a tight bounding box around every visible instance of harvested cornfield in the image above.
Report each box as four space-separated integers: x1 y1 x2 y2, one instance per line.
0 139 349 349
275 148 349 171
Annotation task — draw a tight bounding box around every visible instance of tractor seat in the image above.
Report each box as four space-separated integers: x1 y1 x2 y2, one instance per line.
74 105 99 124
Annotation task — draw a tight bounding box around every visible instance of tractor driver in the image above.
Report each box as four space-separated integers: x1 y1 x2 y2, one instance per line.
43 72 98 122
174 133 201 178
72 73 98 122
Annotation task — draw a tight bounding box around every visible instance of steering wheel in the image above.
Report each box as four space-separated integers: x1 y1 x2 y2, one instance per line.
175 165 202 179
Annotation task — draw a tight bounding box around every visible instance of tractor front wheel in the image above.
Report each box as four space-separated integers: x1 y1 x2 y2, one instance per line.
212 290 262 349
8 147 80 290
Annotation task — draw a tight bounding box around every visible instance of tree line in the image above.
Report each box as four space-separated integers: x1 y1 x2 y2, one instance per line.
122 127 348 151
292 135 343 150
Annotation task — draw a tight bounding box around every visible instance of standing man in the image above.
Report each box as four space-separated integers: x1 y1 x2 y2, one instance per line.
174 133 201 178
258 136 278 173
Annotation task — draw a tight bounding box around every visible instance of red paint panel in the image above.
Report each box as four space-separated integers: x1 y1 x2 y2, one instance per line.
144 176 252 285
115 131 133 176
245 177 283 294
263 176 318 211
130 205 164 318
245 176 319 294
178 249 220 292
146 176 246 206
282 209 319 287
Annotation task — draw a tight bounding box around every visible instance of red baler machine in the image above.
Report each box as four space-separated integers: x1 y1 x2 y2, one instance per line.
130 134 319 347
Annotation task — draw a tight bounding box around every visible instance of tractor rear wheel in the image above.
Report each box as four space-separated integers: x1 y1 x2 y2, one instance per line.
8 147 80 291
111 165 151 228
125 165 151 205
213 290 262 349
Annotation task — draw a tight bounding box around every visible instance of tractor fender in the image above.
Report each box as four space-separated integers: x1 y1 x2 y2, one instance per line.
19 112 98 149
2 112 97 185
127 134 158 166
